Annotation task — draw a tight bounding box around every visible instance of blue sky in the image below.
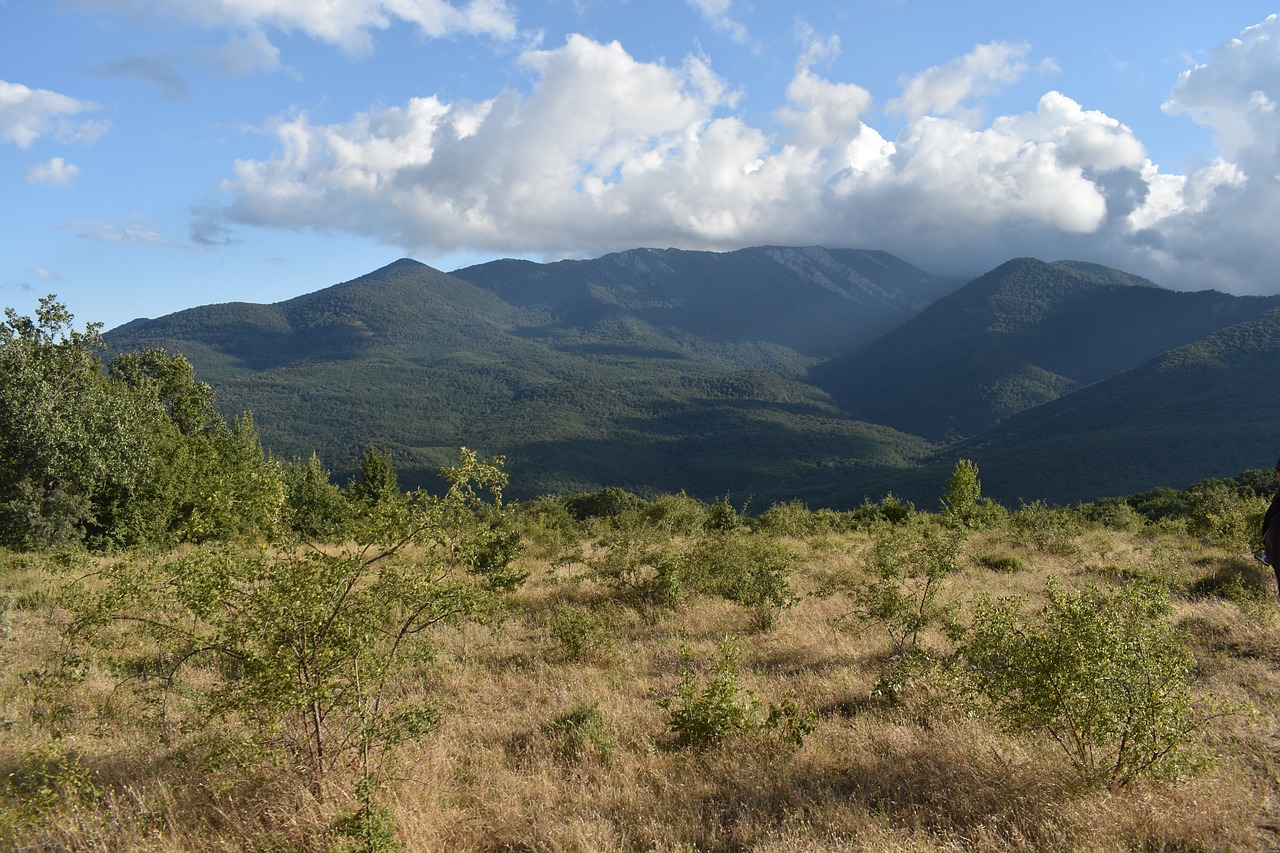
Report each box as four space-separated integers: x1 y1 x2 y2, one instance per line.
3 1 1279 331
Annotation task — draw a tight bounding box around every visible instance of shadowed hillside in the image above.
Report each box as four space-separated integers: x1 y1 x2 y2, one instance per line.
810 258 1280 442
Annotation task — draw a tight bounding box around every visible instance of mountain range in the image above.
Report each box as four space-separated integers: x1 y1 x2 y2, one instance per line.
103 246 1280 508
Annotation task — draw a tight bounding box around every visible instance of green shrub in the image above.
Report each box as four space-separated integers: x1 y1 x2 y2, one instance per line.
756 500 814 537
1182 481 1267 552
564 487 645 522
962 579 1215 787
685 531 800 628
1007 500 1082 555
662 638 761 748
513 496 583 561
641 492 710 536
940 459 1007 531
852 519 963 657
543 703 614 764
973 552 1027 573
549 604 610 661
587 514 684 612
661 638 815 749
75 449 516 806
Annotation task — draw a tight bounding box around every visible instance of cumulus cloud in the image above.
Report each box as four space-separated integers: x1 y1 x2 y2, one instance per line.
0 81 106 148
198 18 1280 295
25 157 81 188
72 0 518 56
888 41 1033 121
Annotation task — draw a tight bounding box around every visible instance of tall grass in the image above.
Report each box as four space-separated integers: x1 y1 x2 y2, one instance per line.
3 515 1279 851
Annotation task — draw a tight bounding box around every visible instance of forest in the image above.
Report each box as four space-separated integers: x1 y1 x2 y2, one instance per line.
3 299 1280 851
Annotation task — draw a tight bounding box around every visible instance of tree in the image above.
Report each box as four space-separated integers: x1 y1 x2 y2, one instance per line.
0 297 288 549
0 298 161 548
347 445 402 509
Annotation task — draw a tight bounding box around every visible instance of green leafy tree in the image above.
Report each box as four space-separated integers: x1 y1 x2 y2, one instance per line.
169 413 287 544
282 453 351 542
348 444 402 509
0 298 162 548
941 459 1005 530
846 518 965 700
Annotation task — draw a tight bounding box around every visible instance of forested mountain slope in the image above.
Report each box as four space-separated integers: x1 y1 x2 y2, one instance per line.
105 251 943 501
104 249 1280 508
934 307 1280 504
810 258 1280 441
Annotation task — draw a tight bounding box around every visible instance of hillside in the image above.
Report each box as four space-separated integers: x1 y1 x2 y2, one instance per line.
105 249 946 502
934 307 1280 504
809 258 1280 442
451 246 958 368
103 249 1280 509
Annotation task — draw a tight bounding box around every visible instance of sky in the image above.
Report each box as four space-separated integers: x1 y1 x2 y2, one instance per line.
3 2 1279 332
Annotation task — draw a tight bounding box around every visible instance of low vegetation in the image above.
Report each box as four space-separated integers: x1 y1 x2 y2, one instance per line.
4 301 1280 850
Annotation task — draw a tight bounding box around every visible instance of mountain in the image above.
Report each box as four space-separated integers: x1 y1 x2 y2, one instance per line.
105 249 950 502
450 246 960 371
103 248 1280 509
809 258 1280 442
933 307 1280 504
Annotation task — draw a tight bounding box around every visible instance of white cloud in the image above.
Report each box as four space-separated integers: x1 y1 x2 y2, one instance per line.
73 0 519 56
686 0 749 45
212 28 283 76
65 219 174 246
25 157 81 188
199 21 1280 295
888 41 1033 121
0 81 106 148
1163 14 1279 163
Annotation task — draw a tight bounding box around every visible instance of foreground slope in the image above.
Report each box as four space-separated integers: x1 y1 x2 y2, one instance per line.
810 258 1280 441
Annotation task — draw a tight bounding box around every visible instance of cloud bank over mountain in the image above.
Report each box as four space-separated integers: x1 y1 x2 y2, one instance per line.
190 13 1280 294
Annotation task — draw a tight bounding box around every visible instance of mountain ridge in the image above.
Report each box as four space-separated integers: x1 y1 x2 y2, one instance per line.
102 248 1280 507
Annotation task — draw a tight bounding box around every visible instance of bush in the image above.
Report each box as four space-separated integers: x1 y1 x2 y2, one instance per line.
684 530 800 629
662 638 761 748
587 513 684 612
973 552 1027 573
1182 481 1267 552
756 499 815 537
661 638 815 749
548 604 610 661
1007 500 1082 555
962 579 1216 787
543 703 614 764
641 492 709 536
75 449 518 807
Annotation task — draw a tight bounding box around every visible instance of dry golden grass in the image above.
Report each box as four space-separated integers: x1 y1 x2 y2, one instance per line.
3 524 1280 852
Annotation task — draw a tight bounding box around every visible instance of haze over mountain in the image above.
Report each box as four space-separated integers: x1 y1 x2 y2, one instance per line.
104 247 1280 508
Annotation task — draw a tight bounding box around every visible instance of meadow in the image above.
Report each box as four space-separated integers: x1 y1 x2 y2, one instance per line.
3 477 1279 852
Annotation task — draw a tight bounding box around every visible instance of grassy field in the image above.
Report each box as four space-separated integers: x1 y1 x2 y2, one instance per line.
3 508 1280 851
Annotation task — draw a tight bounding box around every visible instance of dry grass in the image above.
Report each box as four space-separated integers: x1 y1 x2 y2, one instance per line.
3 524 1280 852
